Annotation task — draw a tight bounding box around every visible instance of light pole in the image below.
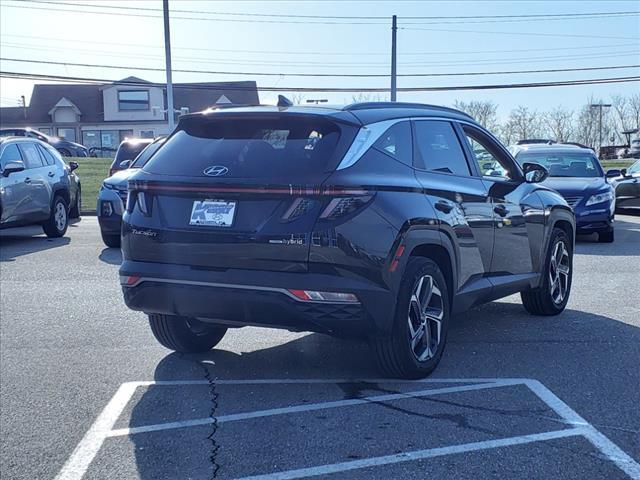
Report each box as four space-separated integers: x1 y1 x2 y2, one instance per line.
590 103 611 157
163 0 175 132
390 15 397 102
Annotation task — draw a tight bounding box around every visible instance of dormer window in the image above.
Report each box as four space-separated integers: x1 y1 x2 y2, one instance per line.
118 90 149 111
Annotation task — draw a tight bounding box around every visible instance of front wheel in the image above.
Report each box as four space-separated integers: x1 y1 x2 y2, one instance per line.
521 227 573 315
371 257 450 379
42 195 68 238
101 231 120 248
148 314 227 353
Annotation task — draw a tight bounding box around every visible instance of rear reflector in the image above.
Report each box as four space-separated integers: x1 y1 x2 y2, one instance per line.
120 275 141 286
288 289 359 303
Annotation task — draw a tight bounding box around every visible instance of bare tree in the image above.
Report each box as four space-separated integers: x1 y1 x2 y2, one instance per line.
504 106 543 142
289 93 306 105
610 94 634 143
453 100 498 130
543 107 574 142
351 93 388 103
628 93 640 132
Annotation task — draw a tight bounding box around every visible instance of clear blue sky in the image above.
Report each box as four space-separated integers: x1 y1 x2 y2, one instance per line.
0 0 638 120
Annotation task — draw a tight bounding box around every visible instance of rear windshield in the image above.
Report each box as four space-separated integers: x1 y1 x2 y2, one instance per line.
143 117 342 178
131 140 165 168
515 151 603 178
113 142 151 168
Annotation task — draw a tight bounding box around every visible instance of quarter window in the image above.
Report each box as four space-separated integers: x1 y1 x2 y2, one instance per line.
413 121 470 176
18 142 45 169
118 90 150 111
372 121 412 166
36 144 56 166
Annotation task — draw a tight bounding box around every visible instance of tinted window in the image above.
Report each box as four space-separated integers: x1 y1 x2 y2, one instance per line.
131 139 165 168
0 144 22 168
515 151 603 178
462 126 516 180
18 142 45 169
113 142 150 168
145 117 342 178
414 121 469 176
118 90 149 111
626 160 639 174
372 122 412 166
36 144 56 166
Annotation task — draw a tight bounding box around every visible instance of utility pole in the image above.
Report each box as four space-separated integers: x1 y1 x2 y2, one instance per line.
390 15 397 102
163 0 175 132
20 95 27 120
590 102 611 158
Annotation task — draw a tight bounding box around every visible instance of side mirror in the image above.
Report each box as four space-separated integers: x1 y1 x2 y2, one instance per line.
621 168 629 177
119 160 132 169
523 162 549 183
2 160 25 177
69 161 79 172
605 169 621 178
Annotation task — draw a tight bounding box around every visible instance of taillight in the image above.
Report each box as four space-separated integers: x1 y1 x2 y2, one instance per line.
319 196 372 220
288 289 359 303
125 191 151 216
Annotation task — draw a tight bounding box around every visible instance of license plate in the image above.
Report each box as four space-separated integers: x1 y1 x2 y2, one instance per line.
189 200 236 227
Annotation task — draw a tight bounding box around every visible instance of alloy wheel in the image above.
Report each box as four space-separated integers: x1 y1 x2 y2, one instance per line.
407 274 444 362
55 202 67 232
549 240 570 305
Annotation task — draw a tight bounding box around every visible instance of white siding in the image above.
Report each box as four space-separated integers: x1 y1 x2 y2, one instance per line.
102 86 165 122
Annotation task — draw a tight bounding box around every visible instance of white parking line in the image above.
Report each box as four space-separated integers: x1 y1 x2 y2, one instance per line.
54 378 640 480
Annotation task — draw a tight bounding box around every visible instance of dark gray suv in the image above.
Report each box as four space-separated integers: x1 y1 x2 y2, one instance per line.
0 137 77 237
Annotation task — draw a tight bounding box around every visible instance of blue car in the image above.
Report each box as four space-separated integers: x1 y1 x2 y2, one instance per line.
512 143 615 242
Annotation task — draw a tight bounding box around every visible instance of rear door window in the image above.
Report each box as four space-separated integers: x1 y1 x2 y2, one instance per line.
144 116 343 178
18 142 45 169
413 120 470 176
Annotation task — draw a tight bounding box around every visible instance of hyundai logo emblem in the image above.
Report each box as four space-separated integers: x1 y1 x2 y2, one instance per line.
203 165 229 177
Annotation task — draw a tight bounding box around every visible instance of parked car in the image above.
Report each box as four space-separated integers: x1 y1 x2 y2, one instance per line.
0 136 79 237
608 159 640 213
0 127 88 157
119 102 575 379
511 143 615 243
108 138 153 177
98 137 166 247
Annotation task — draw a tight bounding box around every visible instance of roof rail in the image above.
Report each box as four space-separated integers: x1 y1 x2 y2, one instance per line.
516 139 556 145
342 102 473 119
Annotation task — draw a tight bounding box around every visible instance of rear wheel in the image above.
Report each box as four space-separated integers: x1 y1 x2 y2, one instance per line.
521 228 572 315
42 195 68 238
598 228 614 243
148 314 227 353
101 231 120 248
372 257 450 379
58 148 71 157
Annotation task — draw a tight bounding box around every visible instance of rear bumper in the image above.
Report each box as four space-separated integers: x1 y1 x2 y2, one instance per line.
119 260 395 337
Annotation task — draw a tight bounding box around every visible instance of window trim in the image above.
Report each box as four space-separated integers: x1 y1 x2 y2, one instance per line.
411 118 474 178
459 122 524 182
371 120 414 167
117 89 150 112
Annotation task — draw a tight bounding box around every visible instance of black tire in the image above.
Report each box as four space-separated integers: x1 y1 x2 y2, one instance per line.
148 314 227 353
101 231 121 248
69 188 81 218
58 148 71 157
598 228 614 243
371 257 450 379
42 195 68 238
521 227 573 316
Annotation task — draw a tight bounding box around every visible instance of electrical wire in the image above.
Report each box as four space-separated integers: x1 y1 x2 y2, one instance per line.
1 71 638 92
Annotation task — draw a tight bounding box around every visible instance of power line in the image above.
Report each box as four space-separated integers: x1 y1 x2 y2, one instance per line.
2 33 635 58
401 26 639 41
3 41 637 68
2 70 638 92
2 57 638 78
12 1 640 22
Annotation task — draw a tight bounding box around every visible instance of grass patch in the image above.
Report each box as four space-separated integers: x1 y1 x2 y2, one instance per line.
69 157 111 212
600 159 636 170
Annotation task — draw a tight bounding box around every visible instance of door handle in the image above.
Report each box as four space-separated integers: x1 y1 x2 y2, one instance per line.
48 172 55 177
493 204 508 217
434 200 454 214
24 177 32 184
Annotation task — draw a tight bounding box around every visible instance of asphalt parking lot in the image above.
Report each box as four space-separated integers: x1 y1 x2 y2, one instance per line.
1 216 639 480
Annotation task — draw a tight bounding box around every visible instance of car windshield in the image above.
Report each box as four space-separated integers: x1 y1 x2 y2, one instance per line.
628 160 640 174
131 139 165 168
515 151 603 178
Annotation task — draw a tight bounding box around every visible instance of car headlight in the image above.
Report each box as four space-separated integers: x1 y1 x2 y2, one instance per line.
585 191 614 206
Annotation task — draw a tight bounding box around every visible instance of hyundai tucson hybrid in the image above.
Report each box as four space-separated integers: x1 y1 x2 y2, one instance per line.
511 143 615 242
0 137 78 237
98 137 166 248
119 103 575 378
